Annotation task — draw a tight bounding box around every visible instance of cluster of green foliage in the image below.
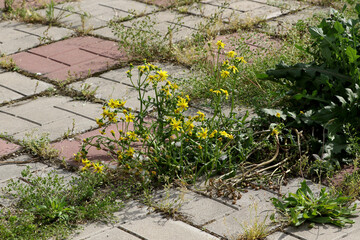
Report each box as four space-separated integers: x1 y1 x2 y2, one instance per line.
272 180 357 227
0 168 120 239
261 5 360 162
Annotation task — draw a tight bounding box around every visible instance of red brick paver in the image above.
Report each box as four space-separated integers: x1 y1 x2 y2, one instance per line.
52 123 136 166
0 139 21 158
0 0 64 10
11 36 128 81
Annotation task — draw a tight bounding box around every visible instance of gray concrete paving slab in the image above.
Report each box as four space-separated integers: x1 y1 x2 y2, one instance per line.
264 6 330 35
279 178 325 196
37 0 158 30
82 227 141 240
116 202 219 240
0 111 37 136
0 72 53 103
0 96 102 141
0 21 73 54
70 223 114 240
69 62 190 110
265 231 298 240
0 159 48 182
153 188 237 226
115 10 204 41
204 189 277 238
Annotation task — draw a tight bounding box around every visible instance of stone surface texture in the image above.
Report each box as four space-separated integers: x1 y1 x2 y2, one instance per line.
1 0 358 239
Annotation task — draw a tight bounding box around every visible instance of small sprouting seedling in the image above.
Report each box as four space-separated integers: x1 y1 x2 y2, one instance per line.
271 180 357 227
38 26 53 44
63 119 76 138
234 202 270 240
45 0 73 24
21 131 59 160
4 0 15 12
0 56 19 71
149 182 186 217
77 11 93 34
78 82 99 100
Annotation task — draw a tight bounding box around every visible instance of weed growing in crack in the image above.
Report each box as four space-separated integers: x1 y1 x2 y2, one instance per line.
21 131 59 161
0 167 121 239
109 14 182 60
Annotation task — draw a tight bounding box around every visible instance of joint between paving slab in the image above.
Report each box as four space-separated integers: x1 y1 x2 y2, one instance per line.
98 3 136 15
190 188 239 211
204 2 245 13
0 110 42 126
53 105 96 122
0 83 27 97
14 28 41 38
28 51 72 67
79 47 119 60
283 230 308 240
116 225 147 240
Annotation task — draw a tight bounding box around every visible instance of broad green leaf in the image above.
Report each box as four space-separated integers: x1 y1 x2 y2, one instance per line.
334 21 344 34
346 46 360 63
309 27 324 38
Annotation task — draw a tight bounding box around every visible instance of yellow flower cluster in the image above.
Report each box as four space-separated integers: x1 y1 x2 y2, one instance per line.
210 89 229 99
197 127 208 139
216 40 225 50
80 158 104 173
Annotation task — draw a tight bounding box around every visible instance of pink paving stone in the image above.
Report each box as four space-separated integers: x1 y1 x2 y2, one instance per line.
28 36 104 58
0 0 63 9
0 139 21 157
82 40 127 60
11 36 128 81
50 49 99 66
10 52 67 74
53 123 135 166
44 57 118 81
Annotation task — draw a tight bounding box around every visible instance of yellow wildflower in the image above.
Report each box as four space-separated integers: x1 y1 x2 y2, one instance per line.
96 118 104 127
227 65 239 74
184 120 194 132
222 60 229 67
126 147 135 158
177 97 188 111
197 127 208 139
210 89 221 95
82 158 90 165
127 131 139 141
272 129 279 136
276 112 281 118
93 162 104 173
197 111 206 121
221 70 230 78
236 56 247 64
220 89 229 99
108 99 120 108
216 40 225 49
157 70 169 81
170 118 182 131
125 113 135 122
227 50 237 58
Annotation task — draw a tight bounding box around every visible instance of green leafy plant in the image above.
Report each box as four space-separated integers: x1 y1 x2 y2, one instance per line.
260 6 360 159
21 132 59 160
272 180 357 227
76 46 256 183
0 168 120 239
109 14 181 60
